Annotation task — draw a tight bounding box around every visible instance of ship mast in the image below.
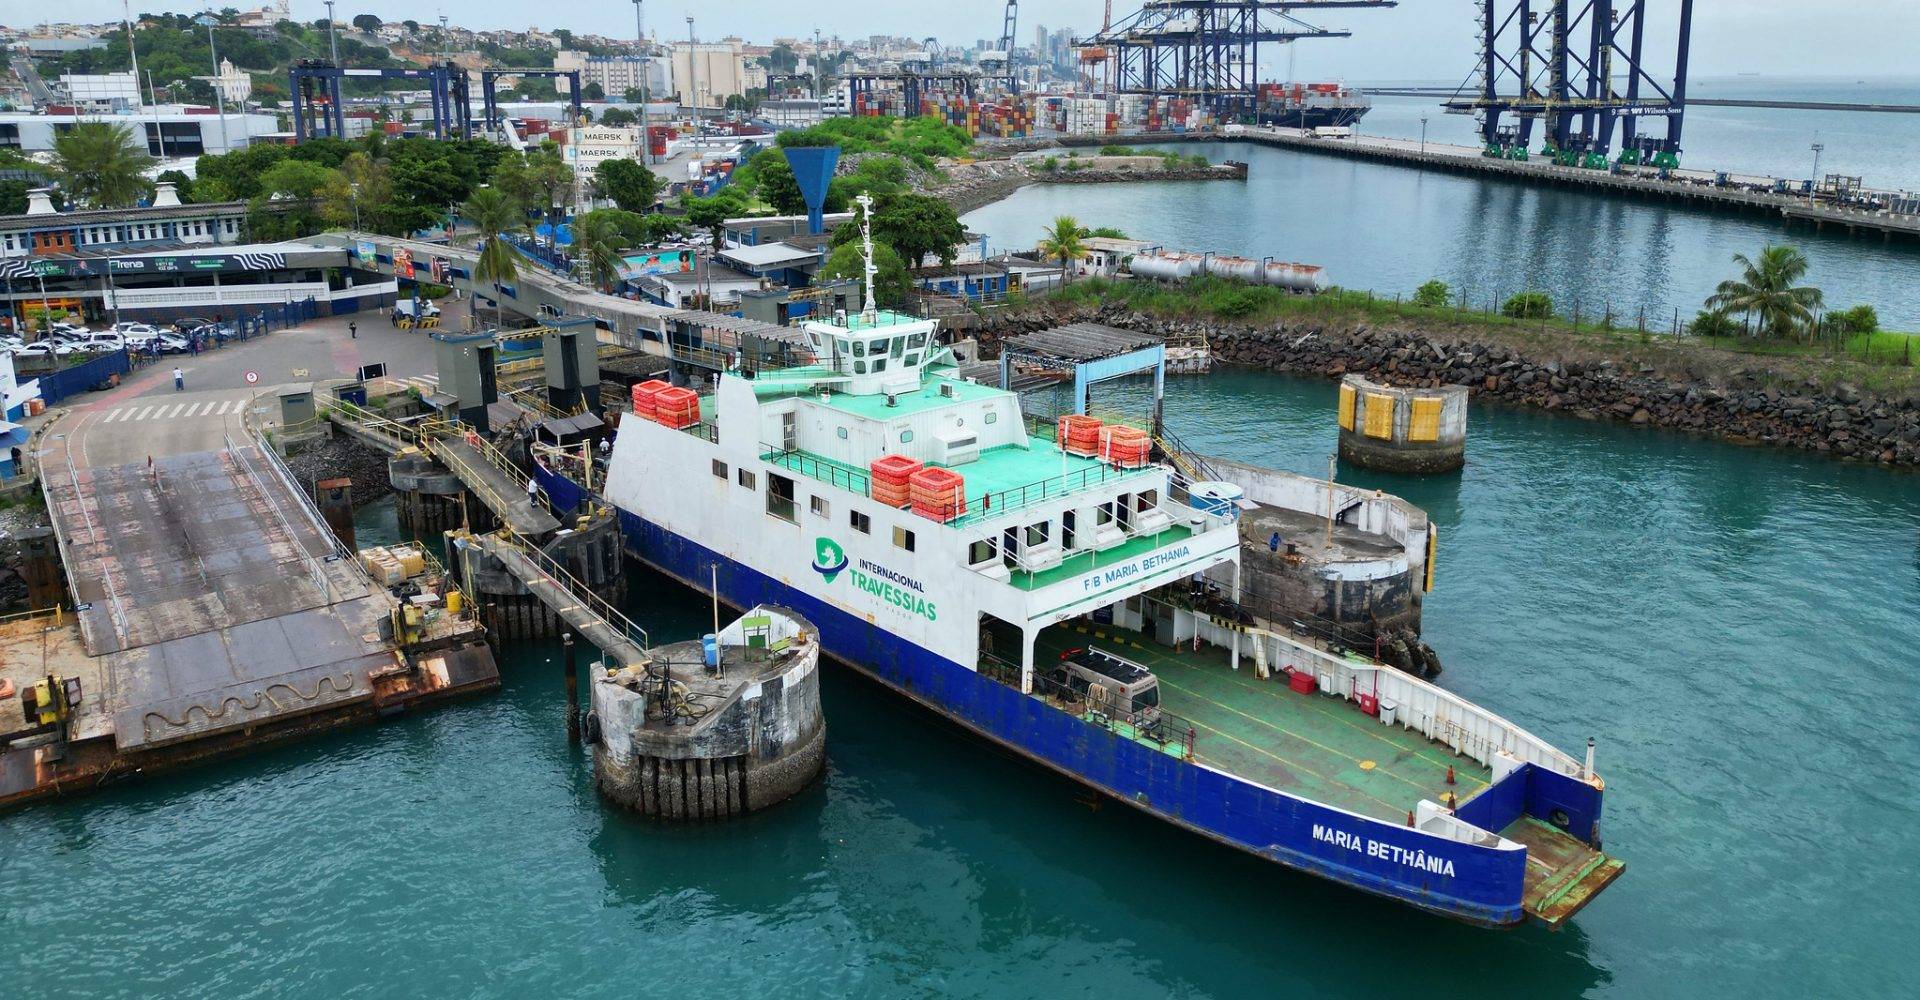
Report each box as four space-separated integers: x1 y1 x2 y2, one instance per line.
856 192 879 323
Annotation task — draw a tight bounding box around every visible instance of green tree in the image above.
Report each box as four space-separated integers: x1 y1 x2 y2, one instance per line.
572 212 627 292
52 122 153 208
1688 309 1742 339
817 241 910 309
600 107 637 127
0 180 28 215
489 154 542 238
641 213 688 244
749 149 806 215
1705 244 1825 342
593 158 661 213
351 14 382 30
682 186 754 244
871 193 964 268
526 146 576 224
319 152 395 232
582 81 606 101
1036 215 1089 284
462 187 522 323
1413 279 1451 308
1085 225 1130 240
1501 290 1553 320
622 87 646 103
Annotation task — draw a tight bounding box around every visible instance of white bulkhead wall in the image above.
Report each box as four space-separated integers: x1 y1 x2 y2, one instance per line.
790 391 1026 470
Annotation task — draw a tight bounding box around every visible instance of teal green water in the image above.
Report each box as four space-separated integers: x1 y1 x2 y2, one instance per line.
3 370 1917 997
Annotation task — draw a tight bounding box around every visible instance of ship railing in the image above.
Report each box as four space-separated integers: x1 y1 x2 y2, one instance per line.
1188 615 1584 779
762 448 871 496
950 462 1159 527
980 651 1198 761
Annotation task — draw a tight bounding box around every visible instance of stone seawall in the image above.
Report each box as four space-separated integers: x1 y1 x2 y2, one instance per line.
983 306 1920 468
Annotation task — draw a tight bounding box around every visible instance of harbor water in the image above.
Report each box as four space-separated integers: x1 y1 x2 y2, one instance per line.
963 138 1920 330
2 370 1914 998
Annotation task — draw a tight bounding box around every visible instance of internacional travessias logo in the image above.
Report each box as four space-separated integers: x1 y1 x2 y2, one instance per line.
811 537 850 584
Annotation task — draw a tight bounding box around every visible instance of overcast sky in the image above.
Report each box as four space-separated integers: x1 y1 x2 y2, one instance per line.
35 1 1920 81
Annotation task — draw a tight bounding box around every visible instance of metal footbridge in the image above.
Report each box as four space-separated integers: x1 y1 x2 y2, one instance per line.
319 398 646 666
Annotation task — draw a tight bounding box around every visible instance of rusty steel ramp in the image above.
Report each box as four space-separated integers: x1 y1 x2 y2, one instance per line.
1504 817 1627 929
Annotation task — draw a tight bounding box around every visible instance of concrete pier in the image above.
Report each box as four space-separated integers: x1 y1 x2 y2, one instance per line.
590 607 825 820
1337 375 1469 474
1 391 498 810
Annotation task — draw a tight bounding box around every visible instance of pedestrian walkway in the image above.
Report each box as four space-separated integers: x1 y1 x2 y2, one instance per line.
92 396 253 424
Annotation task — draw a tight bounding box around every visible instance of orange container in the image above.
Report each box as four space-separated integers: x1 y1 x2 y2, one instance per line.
1058 414 1103 456
1100 425 1151 468
654 386 700 429
908 467 967 522
631 379 669 419
869 454 924 487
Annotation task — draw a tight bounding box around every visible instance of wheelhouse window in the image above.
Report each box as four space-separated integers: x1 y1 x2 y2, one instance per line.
968 538 997 565
893 526 916 552
851 510 871 534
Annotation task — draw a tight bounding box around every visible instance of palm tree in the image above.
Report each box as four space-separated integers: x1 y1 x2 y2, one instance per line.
53 122 154 208
1037 215 1088 284
573 213 626 292
1706 244 1825 342
462 187 522 325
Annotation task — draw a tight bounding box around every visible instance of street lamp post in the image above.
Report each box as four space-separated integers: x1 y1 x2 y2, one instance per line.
199 16 231 153
686 17 699 121
633 0 649 162
1809 142 1825 204
323 1 339 65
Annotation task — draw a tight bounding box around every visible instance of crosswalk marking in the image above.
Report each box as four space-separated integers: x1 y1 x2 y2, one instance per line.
100 397 251 423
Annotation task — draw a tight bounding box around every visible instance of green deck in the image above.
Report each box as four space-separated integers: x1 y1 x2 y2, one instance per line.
1032 626 1492 823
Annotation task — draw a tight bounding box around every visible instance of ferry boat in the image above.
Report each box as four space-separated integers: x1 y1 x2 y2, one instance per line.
591 209 1624 928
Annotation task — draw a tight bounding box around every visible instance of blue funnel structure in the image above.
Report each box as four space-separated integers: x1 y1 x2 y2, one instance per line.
783 146 841 235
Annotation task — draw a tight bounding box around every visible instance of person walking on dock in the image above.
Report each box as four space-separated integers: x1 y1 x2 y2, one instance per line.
349 321 357 340
172 366 185 391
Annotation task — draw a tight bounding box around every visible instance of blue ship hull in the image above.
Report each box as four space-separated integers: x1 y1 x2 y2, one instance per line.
605 507 1591 927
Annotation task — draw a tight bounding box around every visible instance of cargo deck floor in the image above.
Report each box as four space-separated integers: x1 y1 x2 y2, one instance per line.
1033 626 1491 824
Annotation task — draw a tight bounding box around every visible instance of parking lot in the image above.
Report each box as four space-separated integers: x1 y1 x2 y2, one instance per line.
59 311 449 409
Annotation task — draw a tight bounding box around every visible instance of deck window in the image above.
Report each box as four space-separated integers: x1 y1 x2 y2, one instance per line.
1024 522 1050 547
810 495 830 518
836 427 849 439
899 430 914 443
968 538 996 565
893 526 916 552
851 510 871 534
767 473 797 523
983 411 997 424
712 459 728 479
738 468 756 490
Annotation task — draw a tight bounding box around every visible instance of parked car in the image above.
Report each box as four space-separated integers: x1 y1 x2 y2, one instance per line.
171 316 215 334
76 332 126 353
154 333 190 354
